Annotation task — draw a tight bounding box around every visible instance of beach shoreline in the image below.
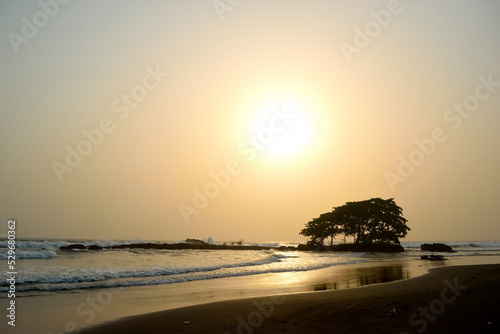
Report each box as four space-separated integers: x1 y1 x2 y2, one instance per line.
79 262 500 334
4 256 499 334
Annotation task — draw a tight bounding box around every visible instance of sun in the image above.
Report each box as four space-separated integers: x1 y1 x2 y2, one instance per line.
247 98 314 160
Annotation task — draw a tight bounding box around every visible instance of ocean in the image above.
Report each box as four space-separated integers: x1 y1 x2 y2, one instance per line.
1 239 500 297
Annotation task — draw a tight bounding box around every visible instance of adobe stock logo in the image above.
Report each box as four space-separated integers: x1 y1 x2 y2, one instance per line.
340 0 405 64
52 64 169 182
212 0 243 21
385 74 499 192
47 287 123 334
400 277 467 334
7 0 71 54
224 291 286 334
178 106 296 223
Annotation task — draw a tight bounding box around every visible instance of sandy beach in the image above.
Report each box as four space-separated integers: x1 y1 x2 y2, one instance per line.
4 257 500 334
75 262 500 334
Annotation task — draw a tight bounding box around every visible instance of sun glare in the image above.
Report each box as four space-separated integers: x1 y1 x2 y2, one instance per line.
247 97 314 160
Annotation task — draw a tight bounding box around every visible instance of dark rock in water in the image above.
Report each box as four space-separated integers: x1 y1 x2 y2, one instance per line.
420 243 454 252
421 254 445 260
184 238 207 245
60 244 87 250
59 244 102 250
297 243 316 251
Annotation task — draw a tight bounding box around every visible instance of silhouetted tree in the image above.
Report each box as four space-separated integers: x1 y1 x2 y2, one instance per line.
300 198 410 246
300 212 344 246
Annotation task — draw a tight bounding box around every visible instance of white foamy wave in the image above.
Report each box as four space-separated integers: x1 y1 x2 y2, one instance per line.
0 249 57 259
0 239 149 250
1 257 365 293
5 253 285 286
0 250 367 293
251 242 280 247
0 240 72 249
448 242 500 249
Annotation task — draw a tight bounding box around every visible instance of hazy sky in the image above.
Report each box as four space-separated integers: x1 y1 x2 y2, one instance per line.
1 1 499 243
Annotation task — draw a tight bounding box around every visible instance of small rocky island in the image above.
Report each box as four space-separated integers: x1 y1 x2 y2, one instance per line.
420 243 454 252
299 198 410 253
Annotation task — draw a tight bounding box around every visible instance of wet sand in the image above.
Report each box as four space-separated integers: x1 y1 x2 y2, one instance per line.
79 262 500 334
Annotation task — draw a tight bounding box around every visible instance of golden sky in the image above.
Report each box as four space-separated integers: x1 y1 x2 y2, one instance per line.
1 1 499 242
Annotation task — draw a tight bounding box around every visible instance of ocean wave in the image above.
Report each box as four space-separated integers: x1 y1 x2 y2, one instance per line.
0 253 287 286
0 257 365 293
0 240 72 250
0 249 57 259
449 243 499 248
250 242 280 248
3 239 498 295
444 243 480 248
401 241 500 251
0 239 149 250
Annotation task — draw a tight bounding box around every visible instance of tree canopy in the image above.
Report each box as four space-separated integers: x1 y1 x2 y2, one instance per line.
300 198 410 246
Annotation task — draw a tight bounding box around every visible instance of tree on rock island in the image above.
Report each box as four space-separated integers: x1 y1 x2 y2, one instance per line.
300 198 410 247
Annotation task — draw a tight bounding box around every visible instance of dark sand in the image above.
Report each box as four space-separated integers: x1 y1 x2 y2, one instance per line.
79 264 500 334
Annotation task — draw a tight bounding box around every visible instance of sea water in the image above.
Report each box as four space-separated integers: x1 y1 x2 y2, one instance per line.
1 239 499 297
